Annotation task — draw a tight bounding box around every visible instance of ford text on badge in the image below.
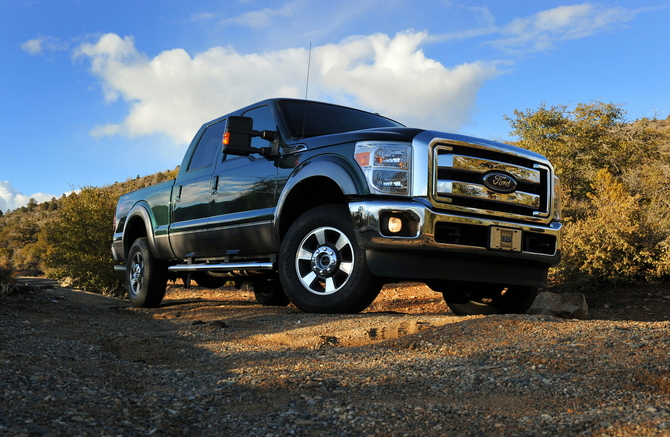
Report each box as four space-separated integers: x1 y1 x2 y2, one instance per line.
482 172 518 193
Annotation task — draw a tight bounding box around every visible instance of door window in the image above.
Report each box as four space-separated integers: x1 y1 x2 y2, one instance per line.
187 121 225 171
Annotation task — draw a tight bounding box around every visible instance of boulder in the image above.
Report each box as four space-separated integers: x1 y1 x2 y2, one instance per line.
528 291 589 319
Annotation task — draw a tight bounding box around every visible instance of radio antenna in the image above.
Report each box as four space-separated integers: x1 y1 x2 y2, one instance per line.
301 42 312 139
305 42 312 100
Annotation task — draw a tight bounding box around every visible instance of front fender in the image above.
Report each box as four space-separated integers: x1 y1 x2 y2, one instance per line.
287 154 367 195
274 154 367 239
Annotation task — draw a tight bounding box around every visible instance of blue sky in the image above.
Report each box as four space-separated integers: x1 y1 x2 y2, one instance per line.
1 0 668 211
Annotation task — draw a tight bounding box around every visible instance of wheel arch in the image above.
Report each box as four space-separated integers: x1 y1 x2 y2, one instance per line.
122 203 160 259
275 155 367 241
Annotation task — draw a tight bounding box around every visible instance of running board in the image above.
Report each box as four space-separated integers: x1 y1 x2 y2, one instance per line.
168 262 274 273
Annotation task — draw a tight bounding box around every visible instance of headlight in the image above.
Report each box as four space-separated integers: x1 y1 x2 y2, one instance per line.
355 142 412 195
553 175 562 221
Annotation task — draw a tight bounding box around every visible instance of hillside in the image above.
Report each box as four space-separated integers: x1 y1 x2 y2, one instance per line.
0 167 179 279
657 115 670 153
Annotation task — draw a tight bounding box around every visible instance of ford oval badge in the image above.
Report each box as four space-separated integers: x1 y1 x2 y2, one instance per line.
483 172 517 193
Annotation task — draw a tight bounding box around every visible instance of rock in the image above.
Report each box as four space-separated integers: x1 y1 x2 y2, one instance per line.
210 320 227 329
59 277 74 288
319 336 339 347
527 292 588 319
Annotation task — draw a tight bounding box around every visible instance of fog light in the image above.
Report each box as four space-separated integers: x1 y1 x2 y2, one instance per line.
388 216 403 233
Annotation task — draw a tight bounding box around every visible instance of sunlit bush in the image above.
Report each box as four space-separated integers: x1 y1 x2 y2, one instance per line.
40 187 124 295
507 102 670 288
0 259 14 285
550 170 663 286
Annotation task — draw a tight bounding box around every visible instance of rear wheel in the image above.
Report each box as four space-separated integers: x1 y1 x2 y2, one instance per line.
279 205 382 313
427 280 537 315
126 238 168 308
253 279 290 306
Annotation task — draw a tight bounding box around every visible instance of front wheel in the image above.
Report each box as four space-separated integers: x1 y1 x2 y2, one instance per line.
427 280 537 316
279 205 382 313
126 238 168 308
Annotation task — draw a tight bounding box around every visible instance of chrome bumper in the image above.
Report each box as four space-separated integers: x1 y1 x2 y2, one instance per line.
349 199 562 286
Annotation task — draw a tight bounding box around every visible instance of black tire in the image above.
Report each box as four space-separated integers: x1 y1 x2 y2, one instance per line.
427 280 537 316
279 205 382 313
193 272 227 289
126 238 168 308
253 279 291 306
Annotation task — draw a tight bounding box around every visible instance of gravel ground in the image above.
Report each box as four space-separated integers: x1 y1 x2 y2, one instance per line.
1 279 669 436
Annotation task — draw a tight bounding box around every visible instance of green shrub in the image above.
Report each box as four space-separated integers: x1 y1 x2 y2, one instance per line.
506 101 670 288
0 260 14 285
40 187 124 295
550 170 667 287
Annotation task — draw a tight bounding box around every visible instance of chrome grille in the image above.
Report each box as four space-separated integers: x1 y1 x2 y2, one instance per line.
432 143 551 220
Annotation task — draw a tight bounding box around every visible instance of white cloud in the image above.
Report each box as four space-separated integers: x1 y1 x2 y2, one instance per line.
429 5 499 44
315 31 499 129
74 30 500 146
68 3 650 147
21 38 44 55
219 1 298 28
191 11 219 21
75 33 309 144
21 36 68 56
490 3 639 54
429 3 643 55
0 181 56 212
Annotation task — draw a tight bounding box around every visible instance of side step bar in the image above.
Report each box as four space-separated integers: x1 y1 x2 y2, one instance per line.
168 262 274 273
114 261 275 274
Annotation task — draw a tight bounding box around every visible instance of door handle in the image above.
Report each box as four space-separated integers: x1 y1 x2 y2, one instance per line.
174 185 183 202
211 175 220 194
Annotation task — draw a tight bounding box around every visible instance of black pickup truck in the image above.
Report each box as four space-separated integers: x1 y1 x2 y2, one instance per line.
112 98 562 314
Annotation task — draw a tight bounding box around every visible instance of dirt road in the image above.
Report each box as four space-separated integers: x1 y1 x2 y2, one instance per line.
1 280 669 436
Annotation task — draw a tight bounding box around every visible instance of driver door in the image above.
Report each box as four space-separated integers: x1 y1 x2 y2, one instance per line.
207 105 280 257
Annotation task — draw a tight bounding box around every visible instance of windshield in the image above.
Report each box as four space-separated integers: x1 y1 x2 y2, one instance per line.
278 100 404 139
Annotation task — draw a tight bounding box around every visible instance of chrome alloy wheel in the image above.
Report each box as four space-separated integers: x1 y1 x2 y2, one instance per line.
295 226 354 295
129 251 145 297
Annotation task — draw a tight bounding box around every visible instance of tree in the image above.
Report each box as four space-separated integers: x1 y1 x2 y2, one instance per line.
505 102 663 204
506 101 670 287
553 170 657 285
40 187 122 294
48 197 59 212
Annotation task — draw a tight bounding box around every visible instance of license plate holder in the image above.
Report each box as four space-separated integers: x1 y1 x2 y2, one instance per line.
490 227 522 252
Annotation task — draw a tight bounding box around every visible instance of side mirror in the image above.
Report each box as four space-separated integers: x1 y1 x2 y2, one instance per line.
222 116 278 157
222 116 255 156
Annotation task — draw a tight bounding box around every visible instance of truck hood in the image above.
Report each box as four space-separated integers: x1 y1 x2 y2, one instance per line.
295 127 424 149
414 129 550 164
296 127 549 164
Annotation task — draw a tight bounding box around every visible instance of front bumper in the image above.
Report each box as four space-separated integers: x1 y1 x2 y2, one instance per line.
349 199 562 288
